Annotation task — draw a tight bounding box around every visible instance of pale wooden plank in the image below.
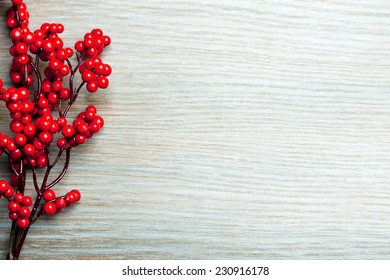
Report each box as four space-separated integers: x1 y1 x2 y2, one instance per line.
1 0 390 259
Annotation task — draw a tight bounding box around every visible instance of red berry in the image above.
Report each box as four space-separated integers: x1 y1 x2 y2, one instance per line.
22 32 35 45
20 100 34 114
56 48 67 60
14 193 24 204
93 62 105 75
84 58 95 70
33 138 45 151
62 125 75 138
37 119 51 131
0 180 10 194
23 123 36 137
17 218 30 229
6 141 17 152
71 189 81 201
22 196 33 207
65 192 77 204
89 123 100 133
104 64 112 76
10 28 22 41
37 97 49 109
97 77 109 89
14 133 27 146
8 201 20 212
77 112 86 121
57 117 67 127
86 81 98 93
43 202 56 215
18 206 31 219
60 65 70 76
103 35 111 46
57 24 64 33
52 81 62 92
15 42 28 55
42 40 54 53
55 197 66 209
92 28 103 37
87 47 97 57
49 59 61 71
50 121 60 133
75 134 86 144
39 131 53 144
59 88 70 100
43 189 56 201
37 155 48 168
81 70 96 83
9 212 19 221
16 54 29 65
10 72 22 84
75 123 89 134
23 144 35 157
10 149 22 160
5 187 15 198
86 105 97 114
49 23 58 34
75 41 84 52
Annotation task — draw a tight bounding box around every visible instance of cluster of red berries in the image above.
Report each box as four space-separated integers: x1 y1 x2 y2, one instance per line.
75 29 111 58
0 0 110 255
42 189 80 215
57 105 104 148
7 192 33 229
0 86 51 168
80 56 112 93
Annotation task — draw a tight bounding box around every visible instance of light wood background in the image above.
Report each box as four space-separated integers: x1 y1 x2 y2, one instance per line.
1 0 390 259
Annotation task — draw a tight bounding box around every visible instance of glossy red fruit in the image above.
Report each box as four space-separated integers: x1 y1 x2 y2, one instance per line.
43 202 56 215
43 189 56 201
71 189 81 202
22 196 33 207
65 192 77 204
18 207 31 219
8 201 20 212
62 125 75 138
5 187 15 198
9 212 19 221
0 180 10 194
38 131 53 144
14 193 24 204
17 218 30 229
23 144 35 157
55 197 66 209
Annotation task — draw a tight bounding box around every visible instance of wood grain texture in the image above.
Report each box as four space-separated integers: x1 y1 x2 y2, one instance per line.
1 0 390 259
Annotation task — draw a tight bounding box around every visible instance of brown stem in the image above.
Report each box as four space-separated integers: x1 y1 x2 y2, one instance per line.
29 61 42 102
46 148 71 189
6 161 26 260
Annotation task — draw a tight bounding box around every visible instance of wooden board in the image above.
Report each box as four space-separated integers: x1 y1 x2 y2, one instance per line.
1 0 390 259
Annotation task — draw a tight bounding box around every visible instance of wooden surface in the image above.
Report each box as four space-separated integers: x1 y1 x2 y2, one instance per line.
1 0 390 259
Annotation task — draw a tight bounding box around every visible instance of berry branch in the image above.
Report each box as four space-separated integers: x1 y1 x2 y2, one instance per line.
0 0 111 259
